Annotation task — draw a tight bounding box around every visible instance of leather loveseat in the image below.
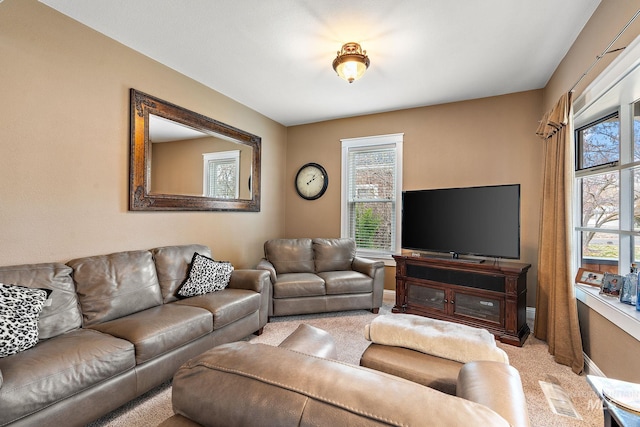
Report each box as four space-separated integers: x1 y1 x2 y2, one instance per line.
160 324 529 427
0 244 270 427
257 238 385 317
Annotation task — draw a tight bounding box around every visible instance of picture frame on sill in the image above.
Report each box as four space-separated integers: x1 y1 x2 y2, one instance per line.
575 268 604 287
600 272 624 297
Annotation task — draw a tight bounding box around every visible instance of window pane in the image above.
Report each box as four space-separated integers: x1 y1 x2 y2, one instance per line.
580 172 619 229
576 114 619 170
207 159 238 198
635 236 640 265
346 147 396 252
350 201 393 250
581 231 619 272
634 101 640 161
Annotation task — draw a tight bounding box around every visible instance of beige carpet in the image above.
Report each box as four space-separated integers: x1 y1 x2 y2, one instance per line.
89 293 604 426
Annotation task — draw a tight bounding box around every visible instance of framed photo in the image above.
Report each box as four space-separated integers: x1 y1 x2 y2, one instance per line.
600 272 624 297
575 268 604 287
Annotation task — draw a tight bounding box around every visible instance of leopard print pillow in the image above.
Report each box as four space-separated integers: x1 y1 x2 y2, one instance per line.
0 283 50 358
178 253 234 298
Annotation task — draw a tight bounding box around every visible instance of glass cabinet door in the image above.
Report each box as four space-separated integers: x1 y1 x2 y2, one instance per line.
407 284 446 312
453 292 501 323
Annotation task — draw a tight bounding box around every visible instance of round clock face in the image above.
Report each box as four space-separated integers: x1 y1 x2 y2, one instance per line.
295 163 328 200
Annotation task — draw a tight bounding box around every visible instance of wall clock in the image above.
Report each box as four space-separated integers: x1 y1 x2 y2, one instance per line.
295 162 328 200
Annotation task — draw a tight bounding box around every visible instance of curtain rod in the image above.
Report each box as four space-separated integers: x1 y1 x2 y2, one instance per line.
569 8 640 93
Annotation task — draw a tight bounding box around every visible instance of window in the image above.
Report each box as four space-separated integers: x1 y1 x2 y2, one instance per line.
572 35 640 340
203 150 240 198
341 134 403 260
576 113 620 171
574 103 639 275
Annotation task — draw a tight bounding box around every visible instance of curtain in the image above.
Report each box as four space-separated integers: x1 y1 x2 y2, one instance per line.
534 92 584 374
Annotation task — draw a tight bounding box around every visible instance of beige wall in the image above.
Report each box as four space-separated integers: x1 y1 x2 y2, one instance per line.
542 0 640 379
0 0 287 268
286 90 544 304
577 301 640 382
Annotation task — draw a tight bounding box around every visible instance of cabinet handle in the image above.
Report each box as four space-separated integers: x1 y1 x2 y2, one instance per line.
443 299 448 303
450 300 455 304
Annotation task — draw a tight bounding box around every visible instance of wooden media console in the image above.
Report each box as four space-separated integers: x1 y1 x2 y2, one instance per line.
393 255 530 346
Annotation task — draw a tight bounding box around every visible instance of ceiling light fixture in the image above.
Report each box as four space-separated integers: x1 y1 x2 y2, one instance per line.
332 42 370 84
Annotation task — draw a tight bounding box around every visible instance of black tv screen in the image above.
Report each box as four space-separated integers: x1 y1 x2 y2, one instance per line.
401 184 520 259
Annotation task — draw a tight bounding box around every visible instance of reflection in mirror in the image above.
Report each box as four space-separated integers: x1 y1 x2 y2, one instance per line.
149 115 253 200
129 89 261 211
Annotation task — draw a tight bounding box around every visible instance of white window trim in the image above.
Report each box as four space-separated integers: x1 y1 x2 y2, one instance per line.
573 34 640 341
202 150 240 198
340 133 403 265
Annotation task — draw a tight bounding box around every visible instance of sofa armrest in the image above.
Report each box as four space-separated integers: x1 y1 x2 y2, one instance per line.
227 269 271 329
278 324 337 359
351 257 384 278
256 258 277 283
352 257 385 308
457 361 530 427
227 269 269 293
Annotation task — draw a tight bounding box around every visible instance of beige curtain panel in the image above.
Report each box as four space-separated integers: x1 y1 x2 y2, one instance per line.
534 92 584 375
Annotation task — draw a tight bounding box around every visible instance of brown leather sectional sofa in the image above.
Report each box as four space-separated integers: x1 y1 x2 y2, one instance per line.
257 238 385 317
160 324 529 427
0 244 270 427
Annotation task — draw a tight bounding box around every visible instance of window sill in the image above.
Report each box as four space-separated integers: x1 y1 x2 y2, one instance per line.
575 284 640 342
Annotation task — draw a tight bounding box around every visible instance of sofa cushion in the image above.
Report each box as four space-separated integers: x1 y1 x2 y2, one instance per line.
174 288 260 330
360 343 462 395
151 244 211 303
272 273 326 298
89 304 213 364
0 284 50 357
0 263 82 339
313 238 356 273
177 253 233 298
68 250 163 326
264 238 314 274
0 329 134 426
317 271 372 295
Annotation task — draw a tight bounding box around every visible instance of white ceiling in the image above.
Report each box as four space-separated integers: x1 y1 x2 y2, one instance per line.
40 0 601 126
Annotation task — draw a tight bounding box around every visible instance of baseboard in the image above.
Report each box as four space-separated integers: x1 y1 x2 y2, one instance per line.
584 353 605 377
526 307 535 325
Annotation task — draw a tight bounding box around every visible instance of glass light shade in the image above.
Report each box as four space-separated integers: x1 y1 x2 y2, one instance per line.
332 42 370 83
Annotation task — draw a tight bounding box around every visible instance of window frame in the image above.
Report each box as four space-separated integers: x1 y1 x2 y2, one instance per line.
340 133 403 263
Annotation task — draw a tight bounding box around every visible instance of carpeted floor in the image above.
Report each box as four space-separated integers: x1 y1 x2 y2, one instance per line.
89 292 604 426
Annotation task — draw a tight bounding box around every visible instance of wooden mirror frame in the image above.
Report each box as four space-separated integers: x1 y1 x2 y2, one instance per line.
129 89 261 211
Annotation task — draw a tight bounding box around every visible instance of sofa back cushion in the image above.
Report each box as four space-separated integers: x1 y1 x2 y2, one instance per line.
67 250 162 326
0 263 81 339
264 239 314 274
151 244 211 303
313 238 355 273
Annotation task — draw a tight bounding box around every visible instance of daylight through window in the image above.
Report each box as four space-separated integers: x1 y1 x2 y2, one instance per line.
341 134 403 259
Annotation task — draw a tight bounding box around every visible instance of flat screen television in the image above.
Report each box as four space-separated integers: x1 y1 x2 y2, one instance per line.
401 184 520 260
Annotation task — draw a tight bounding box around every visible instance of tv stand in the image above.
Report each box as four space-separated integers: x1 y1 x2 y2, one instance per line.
393 255 530 346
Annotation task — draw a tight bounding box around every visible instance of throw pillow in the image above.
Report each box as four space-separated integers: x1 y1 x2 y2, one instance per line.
178 253 234 298
0 283 52 358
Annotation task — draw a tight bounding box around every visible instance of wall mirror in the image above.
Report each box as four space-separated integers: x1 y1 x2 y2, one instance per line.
130 89 261 211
